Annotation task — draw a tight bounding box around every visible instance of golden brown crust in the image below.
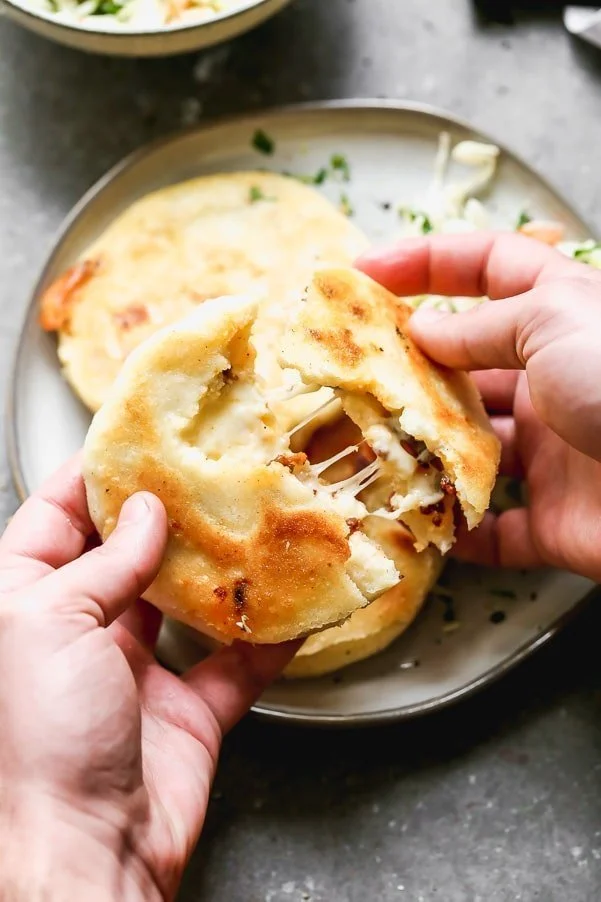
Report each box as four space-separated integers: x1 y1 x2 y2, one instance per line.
83 297 399 645
39 259 100 331
280 267 500 531
45 172 369 412
284 517 443 678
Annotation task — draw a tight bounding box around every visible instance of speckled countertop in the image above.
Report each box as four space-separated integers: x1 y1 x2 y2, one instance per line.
1 1 601 899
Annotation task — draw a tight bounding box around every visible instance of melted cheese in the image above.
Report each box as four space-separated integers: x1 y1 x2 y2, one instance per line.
346 531 400 600
364 423 417 479
192 376 284 463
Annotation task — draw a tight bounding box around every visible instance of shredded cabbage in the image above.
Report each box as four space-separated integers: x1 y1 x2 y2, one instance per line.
557 239 601 268
399 133 597 311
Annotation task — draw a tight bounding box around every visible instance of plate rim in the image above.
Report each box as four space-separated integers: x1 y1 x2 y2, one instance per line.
7 98 598 727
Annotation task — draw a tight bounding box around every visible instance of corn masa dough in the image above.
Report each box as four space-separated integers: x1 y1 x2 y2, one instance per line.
40 171 369 412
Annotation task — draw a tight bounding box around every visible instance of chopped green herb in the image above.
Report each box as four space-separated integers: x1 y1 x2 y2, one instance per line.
399 208 433 234
248 185 275 204
420 215 433 234
490 588 517 599
283 155 349 188
252 129 275 155
92 0 124 13
516 210 531 229
432 591 457 625
295 167 329 186
339 192 354 217
490 610 507 624
330 153 351 181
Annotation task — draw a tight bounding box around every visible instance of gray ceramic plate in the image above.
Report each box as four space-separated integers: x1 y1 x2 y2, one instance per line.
7 101 597 726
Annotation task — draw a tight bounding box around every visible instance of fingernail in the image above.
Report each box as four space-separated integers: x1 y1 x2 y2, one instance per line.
410 307 449 327
119 494 151 526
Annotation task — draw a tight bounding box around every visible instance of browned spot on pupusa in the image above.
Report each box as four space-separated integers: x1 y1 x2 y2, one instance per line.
308 327 364 368
350 303 368 320
39 258 100 331
233 578 251 611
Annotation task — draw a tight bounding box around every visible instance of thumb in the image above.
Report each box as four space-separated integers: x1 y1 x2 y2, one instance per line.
408 300 526 372
40 492 168 627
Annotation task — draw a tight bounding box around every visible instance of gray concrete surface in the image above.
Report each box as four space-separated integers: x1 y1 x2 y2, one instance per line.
1 1 601 899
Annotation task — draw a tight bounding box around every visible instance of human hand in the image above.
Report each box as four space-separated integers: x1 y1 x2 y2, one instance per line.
357 231 601 581
0 457 296 901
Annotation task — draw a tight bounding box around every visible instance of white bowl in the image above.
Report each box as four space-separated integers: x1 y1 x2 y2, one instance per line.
1 0 291 57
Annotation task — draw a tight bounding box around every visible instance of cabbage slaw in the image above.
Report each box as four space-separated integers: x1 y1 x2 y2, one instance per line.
400 133 599 313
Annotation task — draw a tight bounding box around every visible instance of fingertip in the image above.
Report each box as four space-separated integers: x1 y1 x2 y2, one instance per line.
139 491 168 531
409 307 449 332
407 307 453 363
118 493 153 526
117 492 168 542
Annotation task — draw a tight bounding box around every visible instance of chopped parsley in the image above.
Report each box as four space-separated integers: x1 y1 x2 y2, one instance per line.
399 208 433 234
432 591 457 625
283 153 351 188
330 153 351 182
248 185 275 204
516 210 531 229
294 167 329 186
251 129 275 155
92 0 124 12
339 192 354 217
286 153 350 186
490 588 517 599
